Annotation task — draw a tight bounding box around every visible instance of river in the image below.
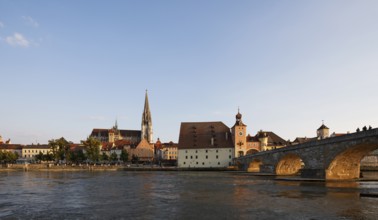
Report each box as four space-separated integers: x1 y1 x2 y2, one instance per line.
0 171 377 219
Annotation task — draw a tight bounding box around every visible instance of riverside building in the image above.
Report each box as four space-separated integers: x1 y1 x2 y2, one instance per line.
177 110 288 168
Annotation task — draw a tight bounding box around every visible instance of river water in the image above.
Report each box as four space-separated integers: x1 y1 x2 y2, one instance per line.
0 171 377 220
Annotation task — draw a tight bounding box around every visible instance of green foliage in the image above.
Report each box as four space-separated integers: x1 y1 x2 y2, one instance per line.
35 152 44 161
110 152 118 162
101 152 109 161
82 137 101 162
0 150 19 163
120 149 129 162
34 152 55 162
68 150 87 163
48 137 71 162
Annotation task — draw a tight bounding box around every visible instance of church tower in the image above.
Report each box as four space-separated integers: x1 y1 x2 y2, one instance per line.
141 90 153 143
231 109 247 158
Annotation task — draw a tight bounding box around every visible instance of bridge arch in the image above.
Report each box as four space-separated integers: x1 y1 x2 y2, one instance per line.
246 149 259 155
276 153 304 175
247 159 262 172
326 142 378 180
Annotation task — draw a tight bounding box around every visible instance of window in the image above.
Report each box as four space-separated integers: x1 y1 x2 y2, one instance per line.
202 162 205 165
216 155 218 159
229 155 231 159
190 156 193 159
206 155 208 159
185 156 188 159
216 150 218 153
229 149 231 152
196 162 198 165
196 150 197 153
206 150 208 153
184 162 186 165
196 156 198 159
218 162 220 165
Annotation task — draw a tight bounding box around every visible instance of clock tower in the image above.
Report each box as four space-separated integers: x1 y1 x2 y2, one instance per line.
231 109 247 158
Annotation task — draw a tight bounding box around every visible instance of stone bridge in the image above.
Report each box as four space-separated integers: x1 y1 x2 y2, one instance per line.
236 128 378 180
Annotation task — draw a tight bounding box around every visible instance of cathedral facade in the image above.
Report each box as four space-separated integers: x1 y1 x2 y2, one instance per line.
90 91 154 144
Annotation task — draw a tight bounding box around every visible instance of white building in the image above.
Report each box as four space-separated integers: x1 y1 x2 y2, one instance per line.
22 144 51 159
177 122 234 168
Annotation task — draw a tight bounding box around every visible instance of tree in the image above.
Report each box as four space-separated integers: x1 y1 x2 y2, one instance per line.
75 150 87 163
0 151 18 164
120 149 129 162
101 152 109 161
82 137 101 162
110 152 118 162
35 152 44 161
48 137 71 162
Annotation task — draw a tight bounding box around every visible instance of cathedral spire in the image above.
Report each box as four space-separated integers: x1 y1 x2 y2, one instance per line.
141 90 153 143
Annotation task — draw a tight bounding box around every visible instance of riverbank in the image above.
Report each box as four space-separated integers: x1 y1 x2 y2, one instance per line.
0 163 236 172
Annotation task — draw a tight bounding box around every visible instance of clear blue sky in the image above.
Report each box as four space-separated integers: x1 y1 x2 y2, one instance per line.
1 1 377 144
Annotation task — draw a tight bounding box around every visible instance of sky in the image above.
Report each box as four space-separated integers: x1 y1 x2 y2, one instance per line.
1 0 378 144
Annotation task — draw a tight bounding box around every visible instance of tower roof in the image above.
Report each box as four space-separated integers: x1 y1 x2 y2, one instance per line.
317 124 329 130
233 108 246 127
142 90 152 123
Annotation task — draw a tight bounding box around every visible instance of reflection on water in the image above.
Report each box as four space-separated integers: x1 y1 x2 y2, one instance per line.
0 171 377 219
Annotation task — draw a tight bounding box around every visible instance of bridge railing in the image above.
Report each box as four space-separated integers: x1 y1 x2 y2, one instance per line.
239 128 378 159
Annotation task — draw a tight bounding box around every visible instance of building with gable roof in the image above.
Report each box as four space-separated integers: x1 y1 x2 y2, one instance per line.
178 121 234 168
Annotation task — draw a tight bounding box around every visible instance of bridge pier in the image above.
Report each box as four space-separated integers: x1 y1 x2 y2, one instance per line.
300 169 325 179
260 164 274 174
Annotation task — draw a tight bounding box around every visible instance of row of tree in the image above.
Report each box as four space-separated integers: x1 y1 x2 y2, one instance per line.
35 137 129 163
0 151 19 164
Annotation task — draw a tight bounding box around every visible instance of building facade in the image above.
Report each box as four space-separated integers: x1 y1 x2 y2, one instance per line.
22 144 52 159
178 122 234 168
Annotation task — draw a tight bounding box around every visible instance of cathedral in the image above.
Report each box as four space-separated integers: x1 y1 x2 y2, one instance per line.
90 91 153 144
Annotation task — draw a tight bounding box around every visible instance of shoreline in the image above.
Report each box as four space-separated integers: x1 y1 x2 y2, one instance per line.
0 164 234 172
1 164 377 181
